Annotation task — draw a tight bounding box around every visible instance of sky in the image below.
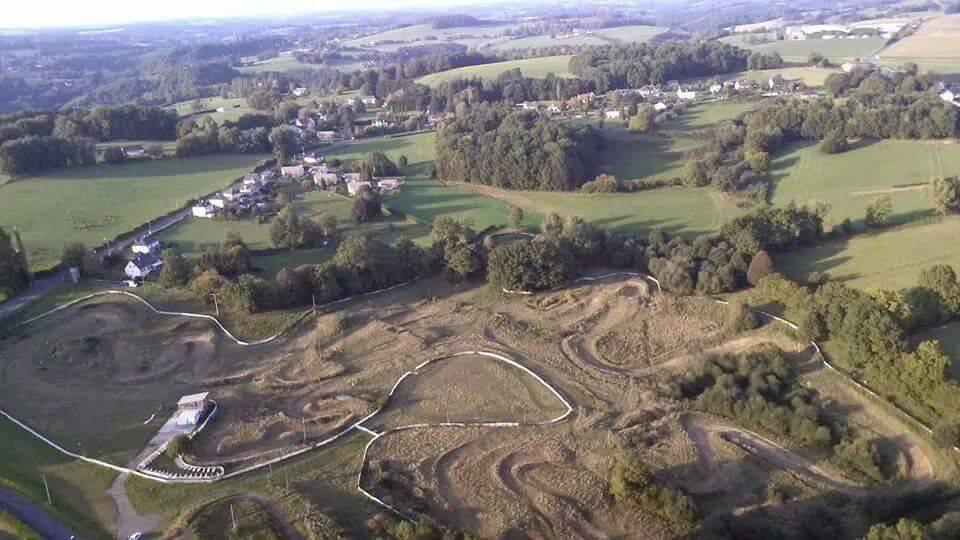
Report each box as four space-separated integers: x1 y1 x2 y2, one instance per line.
2 0 481 29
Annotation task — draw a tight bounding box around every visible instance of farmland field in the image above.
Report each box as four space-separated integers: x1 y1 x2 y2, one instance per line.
769 140 960 226
687 66 841 87
344 22 518 51
720 34 888 60
416 55 574 86
670 101 756 132
94 140 177 158
0 154 266 271
882 14 960 59
774 218 960 290
490 25 669 51
876 57 960 82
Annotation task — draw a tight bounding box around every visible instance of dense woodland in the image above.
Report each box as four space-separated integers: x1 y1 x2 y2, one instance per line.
435 104 602 190
570 41 750 92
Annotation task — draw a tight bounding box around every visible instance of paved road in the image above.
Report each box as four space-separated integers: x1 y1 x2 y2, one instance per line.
0 488 77 539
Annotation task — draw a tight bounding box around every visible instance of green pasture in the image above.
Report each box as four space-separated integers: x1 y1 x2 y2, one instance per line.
0 154 266 271
416 55 574 86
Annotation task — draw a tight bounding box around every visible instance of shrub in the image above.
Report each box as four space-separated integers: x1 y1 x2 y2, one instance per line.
166 434 192 458
820 130 848 154
746 250 774 285
610 456 698 532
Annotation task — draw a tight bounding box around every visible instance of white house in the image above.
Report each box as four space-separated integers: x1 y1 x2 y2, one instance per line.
292 87 308 97
239 182 260 195
314 171 339 187
303 152 323 165
519 101 539 111
604 109 622 120
281 165 306 178
192 203 217 219
360 95 377 106
208 197 226 209
124 253 163 280
638 85 661 98
347 180 374 196
131 236 160 255
547 103 562 114
677 86 697 100
221 188 242 202
342 172 363 183
654 102 669 112
941 87 960 107
709 83 723 94
734 79 758 91
377 177 404 192
316 131 338 141
769 74 787 89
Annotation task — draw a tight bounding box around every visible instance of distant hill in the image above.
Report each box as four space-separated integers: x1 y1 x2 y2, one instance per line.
431 14 483 29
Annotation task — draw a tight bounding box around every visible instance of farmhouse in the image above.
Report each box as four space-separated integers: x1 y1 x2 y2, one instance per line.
281 165 306 178
734 79 758 91
709 82 722 94
208 197 226 209
654 102 669 112
638 85 661 98
361 95 377 106
371 118 388 128
192 202 217 218
604 109 621 119
314 171 339 187
547 103 562 114
377 177 404 192
121 145 146 159
316 131 338 141
221 187 242 202
841 60 871 73
769 74 786 89
519 101 539 111
676 86 697 100
347 180 374 196
291 87 308 97
124 253 163 280
131 236 160 255
342 172 363 183
941 86 960 107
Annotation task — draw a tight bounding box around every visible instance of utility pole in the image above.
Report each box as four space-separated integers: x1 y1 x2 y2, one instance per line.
103 237 111 255
230 503 238 531
41 473 52 505
312 294 317 316
211 293 220 316
302 417 307 443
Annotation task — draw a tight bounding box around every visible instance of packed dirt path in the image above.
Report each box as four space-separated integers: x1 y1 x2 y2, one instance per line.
109 473 162 540
682 415 865 495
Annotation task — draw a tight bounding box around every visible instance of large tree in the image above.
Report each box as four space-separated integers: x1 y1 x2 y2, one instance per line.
0 226 30 296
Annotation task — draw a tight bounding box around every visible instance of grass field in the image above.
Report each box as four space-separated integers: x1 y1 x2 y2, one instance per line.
416 55 574 86
876 57 960 82
687 66 841 87
774 217 960 290
670 101 757 132
720 34 888 61
167 96 256 124
95 140 177 158
769 140 960 227
344 22 516 49
882 14 960 59
0 155 265 271
490 25 669 51
0 508 39 539
0 416 116 538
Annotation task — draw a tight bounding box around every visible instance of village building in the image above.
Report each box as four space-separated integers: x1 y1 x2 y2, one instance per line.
604 109 622 120
371 117 388 128
342 172 363 184
654 102 669 112
768 74 786 89
638 85 661 98
314 171 339 187
734 79 758 91
316 131 338 141
176 392 209 426
221 188 242 202
208 197 226 209
192 202 217 218
294 117 316 131
347 180 374 196
377 177 404 192
281 165 306 178
124 253 163 280
941 86 960 107
709 82 723 94
676 86 697 100
131 236 160 255
360 95 377 106
291 87 308 97
547 103 562 114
